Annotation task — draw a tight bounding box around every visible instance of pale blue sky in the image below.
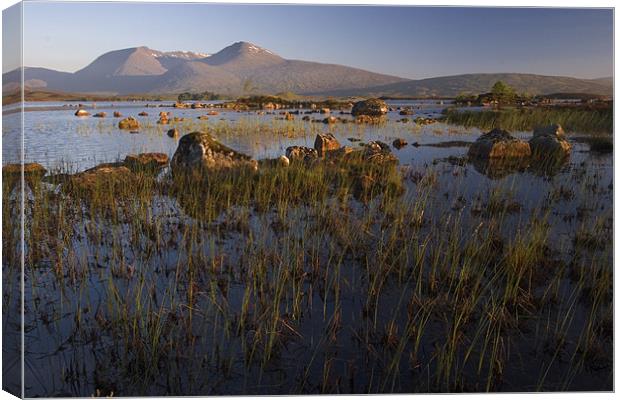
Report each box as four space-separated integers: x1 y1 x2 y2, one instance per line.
9 2 615 79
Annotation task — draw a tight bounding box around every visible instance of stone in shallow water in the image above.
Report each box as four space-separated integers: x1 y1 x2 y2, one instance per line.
171 131 258 175
468 128 531 159
529 124 571 159
118 116 140 130
392 138 408 149
351 98 389 117
314 133 341 156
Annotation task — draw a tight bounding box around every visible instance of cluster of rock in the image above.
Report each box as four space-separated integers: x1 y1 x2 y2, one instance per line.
284 132 397 166
468 124 572 166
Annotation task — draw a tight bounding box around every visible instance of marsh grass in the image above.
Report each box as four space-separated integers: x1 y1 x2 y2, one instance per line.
443 106 612 135
4 128 613 395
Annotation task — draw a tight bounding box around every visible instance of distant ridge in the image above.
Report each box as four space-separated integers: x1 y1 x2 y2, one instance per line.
311 73 613 98
2 42 613 97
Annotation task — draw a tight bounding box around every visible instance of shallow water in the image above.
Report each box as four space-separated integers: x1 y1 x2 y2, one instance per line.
2 100 459 171
2 101 613 396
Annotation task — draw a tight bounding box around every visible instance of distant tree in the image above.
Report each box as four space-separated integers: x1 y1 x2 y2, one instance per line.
454 92 477 104
490 81 516 107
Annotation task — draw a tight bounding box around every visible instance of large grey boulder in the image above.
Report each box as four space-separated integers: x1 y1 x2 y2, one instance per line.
171 132 257 175
468 128 531 159
351 99 389 117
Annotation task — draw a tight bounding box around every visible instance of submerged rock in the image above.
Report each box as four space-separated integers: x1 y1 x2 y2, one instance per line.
93 112 107 118
468 129 531 159
118 116 140 130
529 124 571 159
392 138 408 149
138 111 149 116
470 157 530 179
351 99 389 117
362 141 399 165
285 146 319 162
355 115 385 124
75 109 90 117
171 131 258 175
113 111 122 118
314 133 341 156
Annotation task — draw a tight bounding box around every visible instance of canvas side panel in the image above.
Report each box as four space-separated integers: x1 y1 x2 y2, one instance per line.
2 1 24 398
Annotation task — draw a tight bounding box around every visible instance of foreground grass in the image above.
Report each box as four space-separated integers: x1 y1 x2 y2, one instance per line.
443 106 613 135
2 152 613 396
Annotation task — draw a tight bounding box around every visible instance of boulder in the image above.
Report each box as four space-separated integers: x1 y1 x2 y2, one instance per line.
351 99 389 117
75 109 90 117
322 116 337 124
207 110 219 116
393 138 408 149
362 141 399 165
158 111 170 124
93 112 107 118
113 111 122 118
167 128 179 138
314 133 341 156
197 115 209 120
468 129 531 159
285 146 319 162
138 111 149 116
278 155 290 167
124 153 169 173
171 131 258 175
284 113 295 121
118 116 140 130
529 124 571 159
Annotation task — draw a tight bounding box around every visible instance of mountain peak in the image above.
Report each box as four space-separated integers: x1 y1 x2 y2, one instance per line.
205 41 282 66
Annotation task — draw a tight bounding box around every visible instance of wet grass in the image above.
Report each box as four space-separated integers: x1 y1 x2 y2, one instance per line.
2 119 613 396
3 104 613 396
443 106 613 135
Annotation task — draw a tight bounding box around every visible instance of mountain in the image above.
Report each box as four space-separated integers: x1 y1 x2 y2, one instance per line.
2 42 613 97
3 41 407 96
313 73 613 98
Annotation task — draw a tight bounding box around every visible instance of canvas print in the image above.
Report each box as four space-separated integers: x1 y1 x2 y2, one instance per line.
1 1 614 397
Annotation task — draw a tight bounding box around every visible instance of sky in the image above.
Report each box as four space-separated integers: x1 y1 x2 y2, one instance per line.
5 1 614 79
